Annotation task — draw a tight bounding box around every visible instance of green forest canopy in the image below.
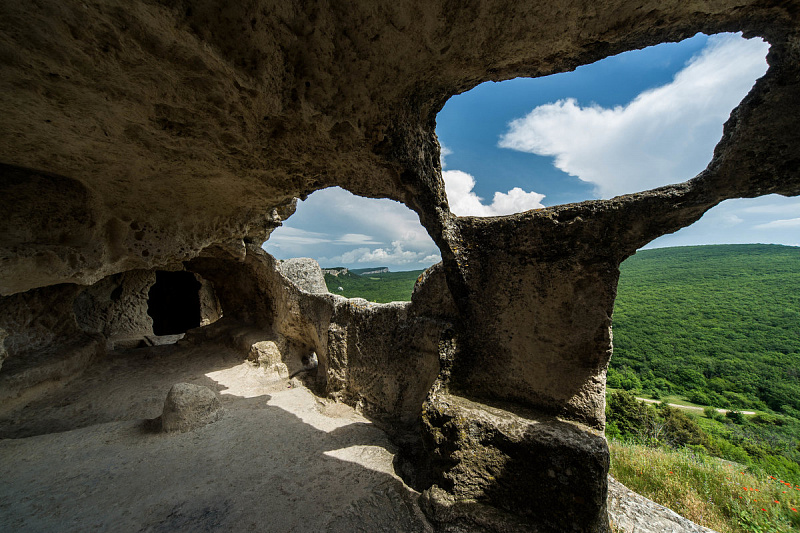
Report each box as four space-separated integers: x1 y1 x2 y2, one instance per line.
323 268 424 303
610 244 800 416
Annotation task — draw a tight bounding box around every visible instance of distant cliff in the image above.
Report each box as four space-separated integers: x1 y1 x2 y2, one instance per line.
322 267 390 277
321 267 349 277
351 267 389 275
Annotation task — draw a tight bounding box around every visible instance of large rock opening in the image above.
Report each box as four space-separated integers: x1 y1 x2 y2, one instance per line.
1 1 799 531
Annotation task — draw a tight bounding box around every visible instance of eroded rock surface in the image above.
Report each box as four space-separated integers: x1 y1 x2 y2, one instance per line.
277 257 328 294
608 476 717 533
420 394 610 533
160 382 224 433
1 1 800 531
73 269 156 345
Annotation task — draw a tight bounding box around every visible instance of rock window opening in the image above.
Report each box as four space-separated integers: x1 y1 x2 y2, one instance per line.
147 271 202 336
263 187 441 303
606 240 800 469
436 32 769 216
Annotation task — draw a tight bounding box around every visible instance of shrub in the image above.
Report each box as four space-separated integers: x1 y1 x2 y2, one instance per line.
689 390 712 406
727 410 745 424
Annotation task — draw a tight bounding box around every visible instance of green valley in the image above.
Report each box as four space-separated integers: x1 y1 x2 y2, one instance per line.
323 268 424 303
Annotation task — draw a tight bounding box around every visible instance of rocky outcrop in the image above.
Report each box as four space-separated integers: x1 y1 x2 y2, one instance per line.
358 267 390 275
276 257 328 294
322 268 349 277
1 1 800 531
420 394 609 533
608 476 717 533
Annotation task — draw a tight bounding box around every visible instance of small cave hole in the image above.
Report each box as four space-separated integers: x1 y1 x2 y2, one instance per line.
147 271 202 336
109 285 123 301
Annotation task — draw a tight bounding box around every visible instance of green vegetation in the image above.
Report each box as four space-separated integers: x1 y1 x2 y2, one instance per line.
611 244 800 415
610 441 800 533
607 390 800 487
323 268 424 303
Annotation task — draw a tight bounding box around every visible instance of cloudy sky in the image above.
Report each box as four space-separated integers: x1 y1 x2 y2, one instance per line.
264 32 799 269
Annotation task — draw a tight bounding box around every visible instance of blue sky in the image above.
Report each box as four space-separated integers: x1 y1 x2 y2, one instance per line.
264 33 799 269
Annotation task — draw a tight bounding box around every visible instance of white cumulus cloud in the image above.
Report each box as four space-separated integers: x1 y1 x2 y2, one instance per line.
443 169 545 216
754 217 800 230
322 240 440 266
266 187 442 269
498 33 769 199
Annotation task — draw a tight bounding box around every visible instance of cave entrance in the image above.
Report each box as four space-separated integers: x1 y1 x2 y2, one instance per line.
147 271 202 336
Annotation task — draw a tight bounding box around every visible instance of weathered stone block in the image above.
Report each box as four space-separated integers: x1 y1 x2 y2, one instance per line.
160 383 224 433
277 257 328 294
421 394 609 532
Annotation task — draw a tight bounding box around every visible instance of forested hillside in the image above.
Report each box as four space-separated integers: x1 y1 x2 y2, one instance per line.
610 244 800 416
323 268 424 303
323 244 800 415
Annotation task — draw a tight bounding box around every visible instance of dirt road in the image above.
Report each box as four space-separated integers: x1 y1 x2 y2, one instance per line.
636 397 756 415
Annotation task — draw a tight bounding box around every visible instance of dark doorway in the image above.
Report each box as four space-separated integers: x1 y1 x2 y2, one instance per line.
148 271 202 335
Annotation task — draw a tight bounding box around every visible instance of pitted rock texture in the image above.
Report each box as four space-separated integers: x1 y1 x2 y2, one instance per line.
160 382 224 433
276 257 328 294
420 394 609 533
73 269 156 343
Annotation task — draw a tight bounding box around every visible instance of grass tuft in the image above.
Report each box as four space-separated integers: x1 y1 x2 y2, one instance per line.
610 441 800 533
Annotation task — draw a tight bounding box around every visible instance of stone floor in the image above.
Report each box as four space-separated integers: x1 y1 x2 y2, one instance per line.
0 341 715 532
0 342 431 532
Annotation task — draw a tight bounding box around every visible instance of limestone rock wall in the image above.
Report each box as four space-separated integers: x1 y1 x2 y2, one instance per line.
197 275 223 326
2 1 800 531
0 285 84 359
0 284 105 407
187 246 446 429
73 270 156 341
